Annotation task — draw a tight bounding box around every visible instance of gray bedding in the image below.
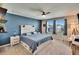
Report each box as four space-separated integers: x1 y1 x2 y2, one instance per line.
21 33 53 53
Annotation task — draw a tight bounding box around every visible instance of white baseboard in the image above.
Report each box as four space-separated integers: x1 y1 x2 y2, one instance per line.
0 44 10 48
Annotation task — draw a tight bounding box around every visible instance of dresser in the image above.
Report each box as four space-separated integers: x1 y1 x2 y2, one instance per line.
10 35 20 46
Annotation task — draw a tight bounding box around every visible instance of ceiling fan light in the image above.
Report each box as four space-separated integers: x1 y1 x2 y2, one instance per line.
42 15 45 17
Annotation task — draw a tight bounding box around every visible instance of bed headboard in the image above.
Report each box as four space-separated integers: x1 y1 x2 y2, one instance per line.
20 25 35 34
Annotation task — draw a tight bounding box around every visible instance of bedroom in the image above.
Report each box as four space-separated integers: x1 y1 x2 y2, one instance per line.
0 3 79 55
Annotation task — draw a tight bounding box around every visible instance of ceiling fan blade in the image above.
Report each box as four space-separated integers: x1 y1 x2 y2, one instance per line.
46 12 51 15
28 7 50 16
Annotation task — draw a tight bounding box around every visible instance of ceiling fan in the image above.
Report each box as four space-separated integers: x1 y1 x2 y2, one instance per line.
41 11 50 17
29 8 51 17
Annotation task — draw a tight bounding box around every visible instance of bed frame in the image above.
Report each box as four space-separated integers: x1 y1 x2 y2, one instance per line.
21 41 32 53
20 25 36 53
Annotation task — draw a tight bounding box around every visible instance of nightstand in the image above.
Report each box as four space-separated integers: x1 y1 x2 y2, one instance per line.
10 35 20 46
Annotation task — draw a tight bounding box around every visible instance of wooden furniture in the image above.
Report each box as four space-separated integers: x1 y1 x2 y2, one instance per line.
63 35 73 46
72 44 79 55
0 7 7 14
10 35 20 46
72 39 79 55
21 41 32 53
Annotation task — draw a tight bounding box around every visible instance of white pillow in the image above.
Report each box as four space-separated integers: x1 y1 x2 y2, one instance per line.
33 32 37 34
26 32 32 36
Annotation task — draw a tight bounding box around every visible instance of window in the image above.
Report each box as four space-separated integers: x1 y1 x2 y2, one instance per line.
47 18 67 35
56 19 65 35
47 20 53 33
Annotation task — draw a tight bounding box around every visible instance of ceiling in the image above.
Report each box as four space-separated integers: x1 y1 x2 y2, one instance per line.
1 3 79 20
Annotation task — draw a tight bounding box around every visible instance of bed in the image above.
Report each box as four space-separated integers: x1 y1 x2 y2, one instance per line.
20 25 53 53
